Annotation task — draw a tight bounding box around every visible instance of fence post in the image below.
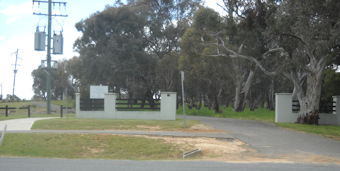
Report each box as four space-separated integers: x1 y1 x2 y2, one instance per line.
5 105 8 117
28 105 31 118
60 105 63 118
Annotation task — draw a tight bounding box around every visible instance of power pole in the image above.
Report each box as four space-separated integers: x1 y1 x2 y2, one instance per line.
33 0 67 114
0 83 2 100
12 49 21 97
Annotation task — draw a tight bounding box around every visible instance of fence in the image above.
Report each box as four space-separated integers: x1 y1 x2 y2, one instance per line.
80 99 104 111
116 99 160 111
76 92 176 120
292 100 336 113
1 105 72 118
0 105 31 117
275 93 340 125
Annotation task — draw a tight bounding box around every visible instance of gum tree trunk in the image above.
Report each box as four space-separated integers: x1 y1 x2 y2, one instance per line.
233 68 255 112
287 57 326 124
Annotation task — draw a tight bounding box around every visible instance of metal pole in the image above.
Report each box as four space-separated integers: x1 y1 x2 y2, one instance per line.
12 49 19 97
0 83 2 100
181 71 186 129
66 86 68 119
0 124 7 147
46 0 52 114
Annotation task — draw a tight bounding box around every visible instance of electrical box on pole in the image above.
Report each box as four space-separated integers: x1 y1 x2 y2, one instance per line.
34 27 46 51
52 33 63 54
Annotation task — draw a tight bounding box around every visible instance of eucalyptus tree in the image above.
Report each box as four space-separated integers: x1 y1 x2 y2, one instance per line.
73 0 202 98
210 0 340 123
189 1 274 112
179 10 232 112
32 67 47 100
74 4 153 98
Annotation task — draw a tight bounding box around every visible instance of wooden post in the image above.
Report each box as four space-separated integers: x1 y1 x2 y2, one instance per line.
5 105 8 117
28 105 31 118
60 105 63 118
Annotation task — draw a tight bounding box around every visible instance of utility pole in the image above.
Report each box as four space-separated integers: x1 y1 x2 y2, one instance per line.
33 0 67 114
181 71 186 129
0 83 2 100
12 49 21 97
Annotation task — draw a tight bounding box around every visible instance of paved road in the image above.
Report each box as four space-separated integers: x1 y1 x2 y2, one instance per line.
0 117 57 131
2 115 340 160
1 116 340 170
184 115 340 159
0 157 339 171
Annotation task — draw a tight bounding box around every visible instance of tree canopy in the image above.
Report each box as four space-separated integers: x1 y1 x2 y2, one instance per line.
31 0 339 124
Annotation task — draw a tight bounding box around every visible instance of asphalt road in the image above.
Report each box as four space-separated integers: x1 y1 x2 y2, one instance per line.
184 115 340 159
1 115 340 170
0 157 339 171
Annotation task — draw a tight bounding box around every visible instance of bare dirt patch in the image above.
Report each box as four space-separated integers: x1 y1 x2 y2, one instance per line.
128 135 340 164
136 125 161 131
131 135 270 162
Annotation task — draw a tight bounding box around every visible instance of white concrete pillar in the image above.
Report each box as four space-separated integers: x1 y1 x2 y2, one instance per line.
160 92 177 120
275 93 294 123
104 93 117 115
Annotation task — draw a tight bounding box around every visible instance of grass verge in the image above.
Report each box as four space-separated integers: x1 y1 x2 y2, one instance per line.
0 133 187 160
276 123 340 141
32 117 199 131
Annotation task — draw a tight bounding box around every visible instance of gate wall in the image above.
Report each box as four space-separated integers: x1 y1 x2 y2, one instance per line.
275 93 340 125
76 92 176 120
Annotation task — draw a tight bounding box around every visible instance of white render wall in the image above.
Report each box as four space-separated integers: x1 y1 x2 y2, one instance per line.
76 92 176 120
275 93 340 125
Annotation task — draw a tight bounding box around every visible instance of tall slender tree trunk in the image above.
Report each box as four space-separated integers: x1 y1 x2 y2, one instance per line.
233 69 255 112
267 78 275 110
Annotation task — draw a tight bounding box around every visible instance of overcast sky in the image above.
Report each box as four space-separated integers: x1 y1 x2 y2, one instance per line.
0 0 224 100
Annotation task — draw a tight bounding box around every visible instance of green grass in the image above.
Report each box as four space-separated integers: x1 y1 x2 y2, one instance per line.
276 123 340 141
51 99 75 108
0 102 32 108
0 133 187 160
177 105 275 123
32 117 199 131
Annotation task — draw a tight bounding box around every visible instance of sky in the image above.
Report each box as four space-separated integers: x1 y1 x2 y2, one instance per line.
0 0 224 100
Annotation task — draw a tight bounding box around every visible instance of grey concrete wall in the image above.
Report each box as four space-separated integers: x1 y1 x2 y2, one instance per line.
76 92 176 120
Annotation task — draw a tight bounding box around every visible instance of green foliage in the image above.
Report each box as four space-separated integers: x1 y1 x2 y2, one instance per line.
321 69 340 101
31 60 76 100
71 0 202 98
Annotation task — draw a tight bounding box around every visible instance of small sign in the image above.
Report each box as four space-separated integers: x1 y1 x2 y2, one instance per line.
90 85 108 99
